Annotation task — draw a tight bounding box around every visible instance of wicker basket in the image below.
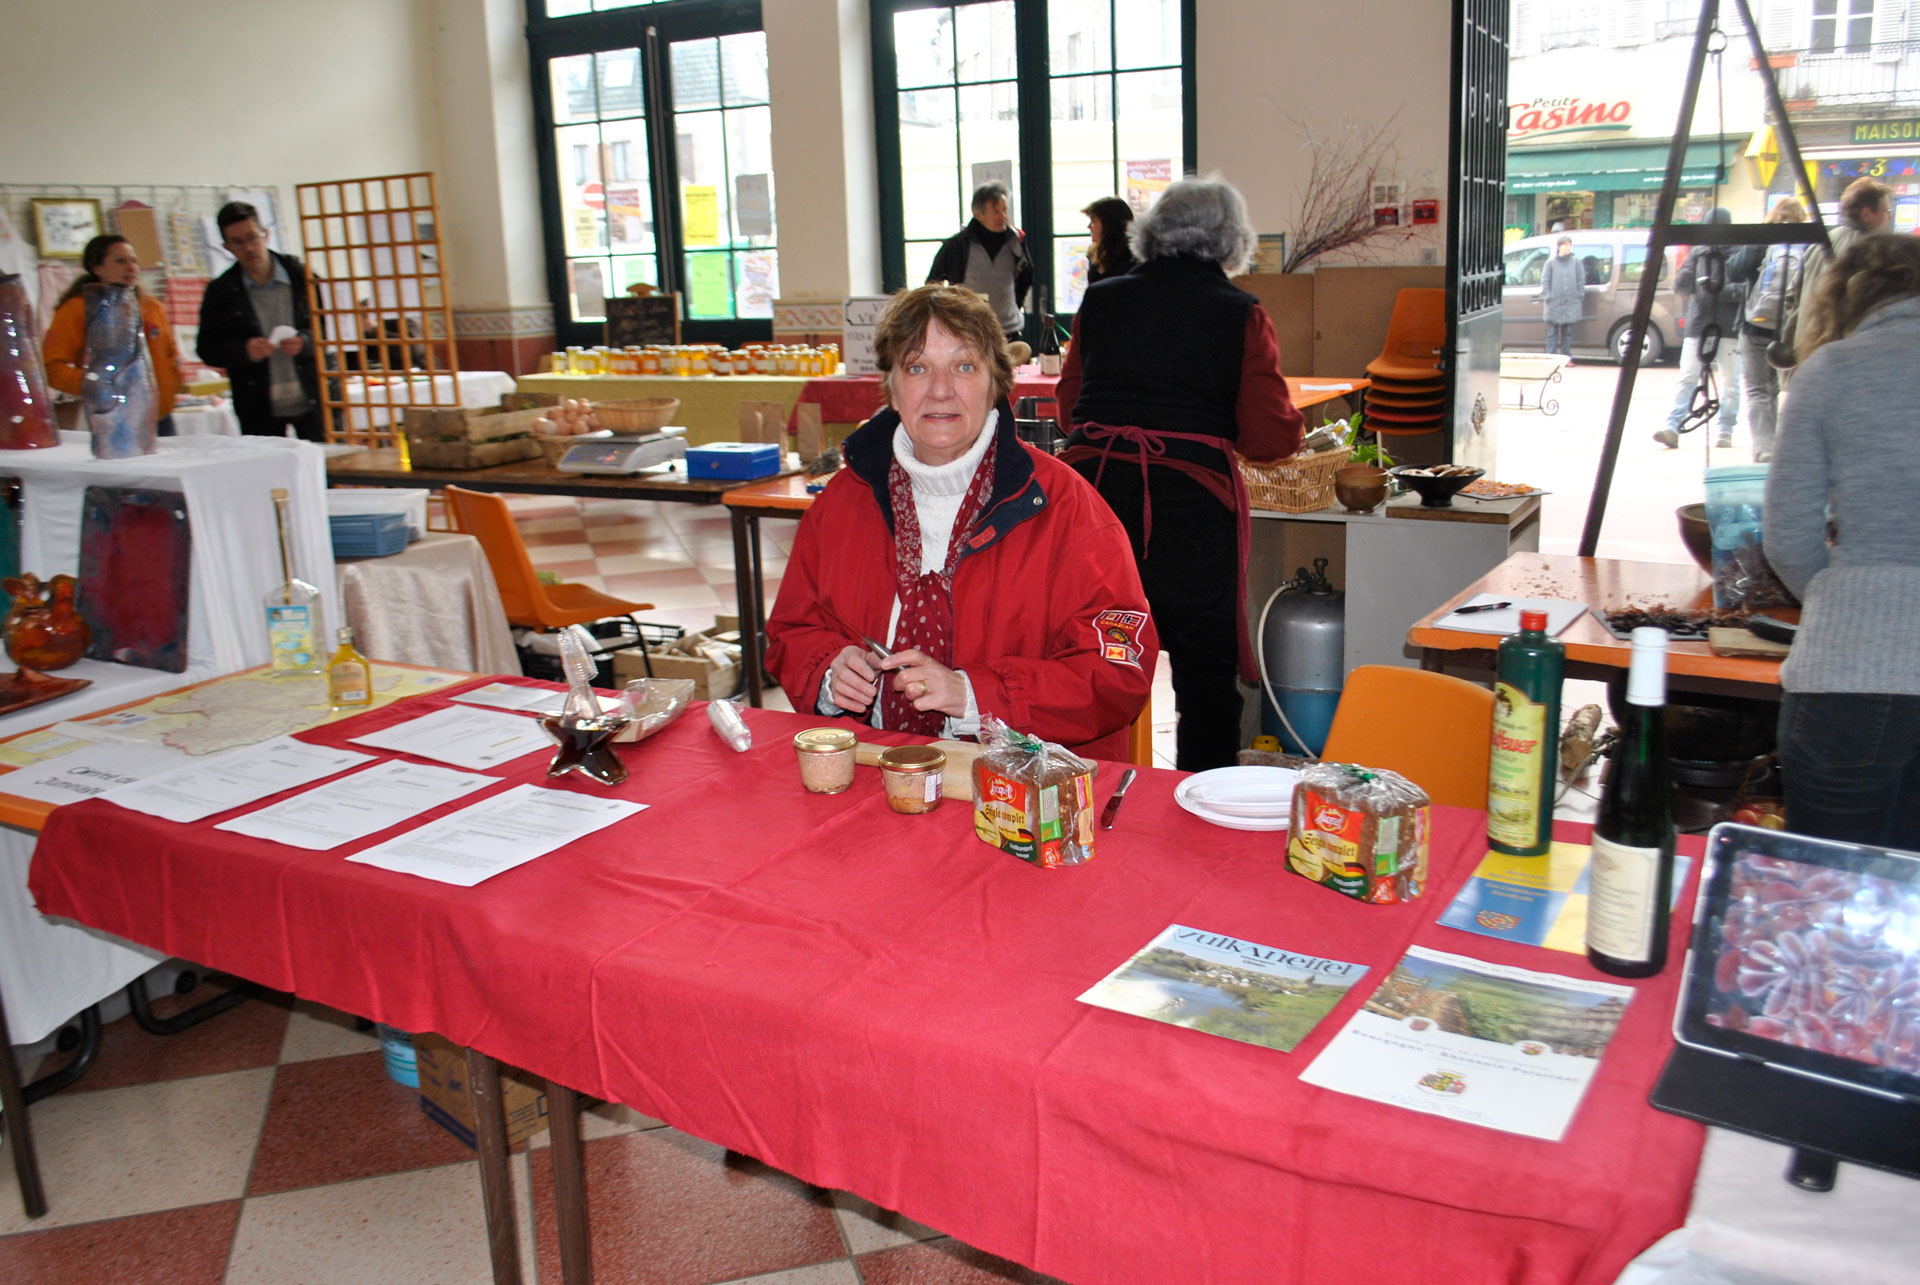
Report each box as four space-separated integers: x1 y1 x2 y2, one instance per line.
593 397 680 432
536 433 576 467
1239 446 1352 514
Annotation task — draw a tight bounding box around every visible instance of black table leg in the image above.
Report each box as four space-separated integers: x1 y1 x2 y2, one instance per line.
0 984 48 1219
546 1082 592 1283
465 1048 523 1285
731 507 764 707
23 1005 99 1104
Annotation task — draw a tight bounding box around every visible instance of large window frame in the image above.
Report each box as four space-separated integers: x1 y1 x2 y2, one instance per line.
527 0 769 348
869 0 1197 329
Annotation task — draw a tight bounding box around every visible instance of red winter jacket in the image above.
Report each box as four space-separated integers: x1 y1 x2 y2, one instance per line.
765 404 1157 761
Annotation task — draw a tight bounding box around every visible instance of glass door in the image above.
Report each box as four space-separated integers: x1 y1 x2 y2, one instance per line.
548 47 656 325
667 32 776 321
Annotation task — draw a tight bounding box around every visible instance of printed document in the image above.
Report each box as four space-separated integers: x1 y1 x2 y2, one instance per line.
448 683 569 716
0 740 196 806
100 737 373 824
348 706 554 770
216 760 497 851
346 783 645 886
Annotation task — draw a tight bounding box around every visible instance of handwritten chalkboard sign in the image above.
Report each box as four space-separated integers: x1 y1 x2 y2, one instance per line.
605 293 681 347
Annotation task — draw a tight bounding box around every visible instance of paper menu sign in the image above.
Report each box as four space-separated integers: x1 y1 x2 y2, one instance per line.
216 760 496 851
1078 925 1367 1053
1298 945 1631 1142
99 737 374 824
348 706 553 771
1429 596 1589 637
346 783 645 886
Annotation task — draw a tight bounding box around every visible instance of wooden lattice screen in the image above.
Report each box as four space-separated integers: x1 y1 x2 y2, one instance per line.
295 173 461 447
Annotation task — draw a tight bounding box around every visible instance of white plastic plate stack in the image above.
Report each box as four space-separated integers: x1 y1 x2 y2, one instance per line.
1173 766 1301 832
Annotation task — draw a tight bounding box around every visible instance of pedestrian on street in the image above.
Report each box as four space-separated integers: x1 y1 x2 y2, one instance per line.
1655 207 1743 451
1540 236 1584 362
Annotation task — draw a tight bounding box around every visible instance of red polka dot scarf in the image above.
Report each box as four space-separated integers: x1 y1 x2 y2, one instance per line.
880 433 1000 736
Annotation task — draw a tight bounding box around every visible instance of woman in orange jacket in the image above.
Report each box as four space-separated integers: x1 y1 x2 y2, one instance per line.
43 234 183 434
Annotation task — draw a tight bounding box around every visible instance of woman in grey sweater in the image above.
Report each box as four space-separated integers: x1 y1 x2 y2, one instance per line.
1763 235 1920 849
1539 236 1584 360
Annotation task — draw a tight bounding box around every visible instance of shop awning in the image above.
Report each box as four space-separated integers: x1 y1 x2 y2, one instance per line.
1506 141 1731 194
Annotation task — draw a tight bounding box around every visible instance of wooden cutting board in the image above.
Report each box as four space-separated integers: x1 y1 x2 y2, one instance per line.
857 739 984 800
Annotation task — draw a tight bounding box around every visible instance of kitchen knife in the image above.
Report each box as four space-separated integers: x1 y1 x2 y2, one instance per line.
1100 768 1138 829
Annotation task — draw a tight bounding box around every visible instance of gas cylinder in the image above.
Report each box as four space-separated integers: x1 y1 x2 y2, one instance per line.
1257 558 1345 755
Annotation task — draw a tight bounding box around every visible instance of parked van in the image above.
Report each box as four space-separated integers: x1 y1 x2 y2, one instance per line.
1501 230 1683 364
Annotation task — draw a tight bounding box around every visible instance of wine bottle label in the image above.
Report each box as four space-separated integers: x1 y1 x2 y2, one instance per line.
1586 834 1659 962
1487 681 1548 847
267 605 318 669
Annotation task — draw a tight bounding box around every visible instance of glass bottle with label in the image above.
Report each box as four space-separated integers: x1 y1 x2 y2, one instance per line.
1586 627 1676 978
326 626 373 711
1036 286 1062 375
1487 609 1563 856
263 488 326 676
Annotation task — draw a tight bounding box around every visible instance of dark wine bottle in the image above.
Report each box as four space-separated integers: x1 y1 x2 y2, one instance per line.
1585 627 1677 978
1488 608 1563 856
1036 285 1061 375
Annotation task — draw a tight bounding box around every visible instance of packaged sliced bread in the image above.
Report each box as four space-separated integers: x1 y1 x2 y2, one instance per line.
1286 763 1431 904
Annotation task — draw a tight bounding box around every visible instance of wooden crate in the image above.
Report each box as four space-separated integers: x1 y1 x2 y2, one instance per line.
612 647 740 701
401 400 545 469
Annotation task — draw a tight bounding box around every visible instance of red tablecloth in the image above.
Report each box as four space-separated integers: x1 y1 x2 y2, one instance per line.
794 370 1061 426
27 687 1704 1285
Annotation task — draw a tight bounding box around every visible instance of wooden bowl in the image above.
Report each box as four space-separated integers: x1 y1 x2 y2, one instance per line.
593 397 680 433
1334 464 1391 513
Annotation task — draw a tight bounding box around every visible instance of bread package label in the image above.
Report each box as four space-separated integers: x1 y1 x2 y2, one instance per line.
970 715 1096 868
1286 764 1431 903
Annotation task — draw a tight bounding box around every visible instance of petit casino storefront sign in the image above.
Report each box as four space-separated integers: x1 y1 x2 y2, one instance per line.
1509 97 1633 140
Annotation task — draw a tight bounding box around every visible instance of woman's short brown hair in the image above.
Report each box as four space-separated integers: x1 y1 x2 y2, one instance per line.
874 284 1014 407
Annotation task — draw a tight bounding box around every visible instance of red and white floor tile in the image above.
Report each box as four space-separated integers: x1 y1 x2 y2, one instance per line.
2 987 1062 1283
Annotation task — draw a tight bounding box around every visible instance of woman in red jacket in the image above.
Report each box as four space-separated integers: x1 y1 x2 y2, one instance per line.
42 235 183 434
765 285 1156 761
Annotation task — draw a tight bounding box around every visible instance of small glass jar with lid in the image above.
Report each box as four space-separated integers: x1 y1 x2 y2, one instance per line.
793 727 858 794
878 745 945 813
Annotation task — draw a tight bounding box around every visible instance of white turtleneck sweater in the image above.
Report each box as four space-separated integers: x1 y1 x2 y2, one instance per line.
816 411 996 734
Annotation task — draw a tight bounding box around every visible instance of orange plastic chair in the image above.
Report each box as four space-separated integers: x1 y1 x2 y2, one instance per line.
1128 701 1154 767
1364 288 1448 381
443 485 653 632
1318 665 1496 810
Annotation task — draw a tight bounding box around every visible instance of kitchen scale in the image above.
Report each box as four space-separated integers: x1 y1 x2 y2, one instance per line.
554 428 689 475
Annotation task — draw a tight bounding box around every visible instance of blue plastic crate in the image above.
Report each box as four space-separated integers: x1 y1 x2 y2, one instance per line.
329 511 410 558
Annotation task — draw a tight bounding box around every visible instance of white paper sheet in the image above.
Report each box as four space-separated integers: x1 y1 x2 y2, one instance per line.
0 741 200 806
1428 594 1590 637
345 783 645 886
448 683 569 716
1298 945 1633 1142
99 736 374 824
215 760 497 851
347 706 555 770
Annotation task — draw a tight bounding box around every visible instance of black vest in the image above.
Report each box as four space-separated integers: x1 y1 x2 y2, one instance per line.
1067 256 1254 442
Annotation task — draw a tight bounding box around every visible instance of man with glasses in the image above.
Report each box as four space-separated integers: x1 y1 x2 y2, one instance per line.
196 202 322 440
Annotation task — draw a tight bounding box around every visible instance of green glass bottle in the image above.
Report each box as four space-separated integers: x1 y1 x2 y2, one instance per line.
1487 609 1563 856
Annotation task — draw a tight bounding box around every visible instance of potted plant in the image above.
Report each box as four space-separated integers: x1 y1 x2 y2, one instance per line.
1334 417 1392 512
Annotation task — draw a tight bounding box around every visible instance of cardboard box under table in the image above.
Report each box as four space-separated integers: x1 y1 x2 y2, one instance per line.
414 1032 550 1148
613 643 739 700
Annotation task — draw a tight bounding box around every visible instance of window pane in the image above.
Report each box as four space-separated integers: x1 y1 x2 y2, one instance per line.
684 251 734 319
676 111 729 249
1057 238 1093 313
546 0 591 15
568 257 611 322
597 50 643 119
1115 0 1180 69
895 8 955 91
958 82 1021 220
954 1 1017 85
551 53 600 125
906 240 943 287
1051 75 1117 230
739 249 778 318
720 32 769 107
554 122 607 255
600 118 654 254
1115 69 1182 209
726 107 776 245
1812 0 1837 15
672 38 721 112
1846 15 1872 48
901 90 961 241
612 256 657 295
1049 0 1113 73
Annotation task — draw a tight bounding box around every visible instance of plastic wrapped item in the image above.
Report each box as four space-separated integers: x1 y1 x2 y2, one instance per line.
80 283 158 459
1703 465 1797 611
0 273 59 450
613 677 695 743
706 696 752 752
971 714 1097 868
1286 763 1431 904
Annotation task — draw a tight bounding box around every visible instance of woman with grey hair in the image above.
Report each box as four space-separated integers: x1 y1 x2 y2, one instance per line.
1057 174 1304 770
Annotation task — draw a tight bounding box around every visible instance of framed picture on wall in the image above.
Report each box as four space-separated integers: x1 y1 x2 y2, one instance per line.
30 198 104 259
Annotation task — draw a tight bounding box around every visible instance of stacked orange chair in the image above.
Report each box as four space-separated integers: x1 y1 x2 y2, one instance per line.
1363 288 1448 435
443 485 653 635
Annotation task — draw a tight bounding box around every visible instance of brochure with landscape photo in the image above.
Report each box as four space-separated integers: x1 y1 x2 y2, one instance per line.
1299 945 1633 1141
1078 924 1368 1053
